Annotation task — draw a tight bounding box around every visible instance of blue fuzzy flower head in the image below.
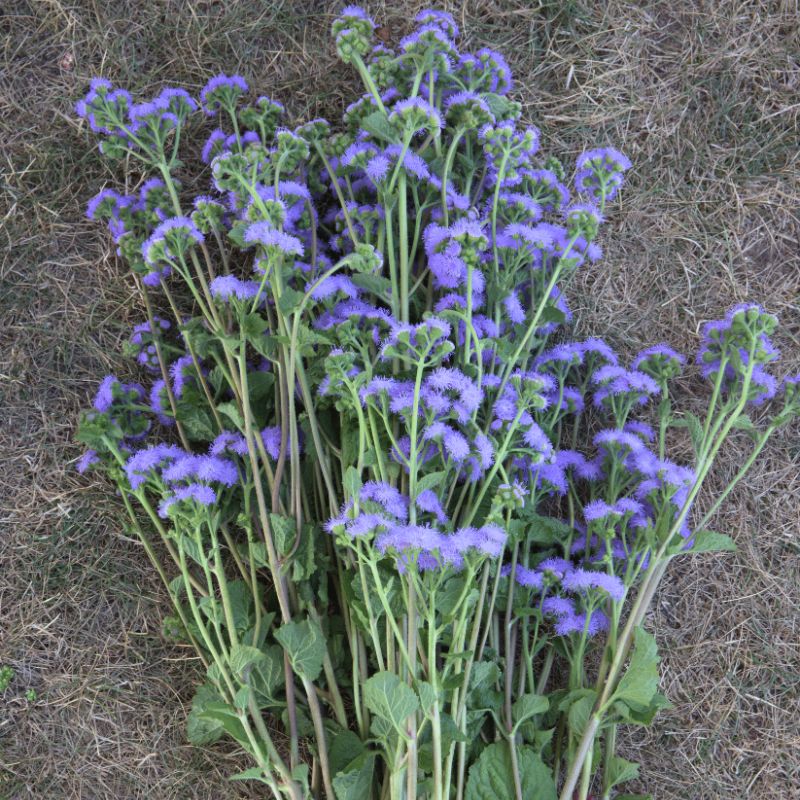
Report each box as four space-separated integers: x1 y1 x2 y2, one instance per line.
591 365 660 411
697 304 780 402
399 24 457 73
445 91 495 129
141 216 204 268
415 9 459 39
125 317 170 373
86 188 123 221
92 375 144 415
76 79 131 137
575 147 632 204
79 375 150 447
200 73 248 115
209 275 261 303
244 221 304 259
154 87 197 120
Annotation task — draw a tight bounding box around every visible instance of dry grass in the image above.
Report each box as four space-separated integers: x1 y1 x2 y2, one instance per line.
1 0 798 797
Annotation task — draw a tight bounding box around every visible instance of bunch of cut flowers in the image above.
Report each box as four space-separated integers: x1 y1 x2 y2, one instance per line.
75 7 799 799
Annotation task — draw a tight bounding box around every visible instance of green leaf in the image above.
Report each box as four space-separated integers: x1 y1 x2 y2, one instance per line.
363 672 419 733
438 574 477 620
229 644 265 678
531 726 555 755
417 712 469 773
416 680 439 713
674 412 704 455
522 513 573 545
732 414 759 440
328 729 367 777
227 580 254 633
512 693 549 731
241 540 269 568
178 404 217 441
613 627 660 710
246 371 274 414
250 645 285 703
229 767 271 784
197 701 249 747
233 685 251 710
690 529 737 553
294 323 331 354
614 692 671 726
291 523 319 580
343 466 362 499
274 618 326 681
270 513 297 557
332 752 376 800
241 312 268 339
360 110 397 143
416 470 448 495
292 764 310 792
469 661 501 693
217 401 244 429
278 287 305 316
605 756 640 789
351 272 392 298
567 692 597 738
483 93 522 122
538 305 566 325
465 742 557 800
186 684 225 745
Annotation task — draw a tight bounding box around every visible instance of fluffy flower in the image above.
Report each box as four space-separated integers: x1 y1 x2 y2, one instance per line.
244 222 305 256
210 275 260 301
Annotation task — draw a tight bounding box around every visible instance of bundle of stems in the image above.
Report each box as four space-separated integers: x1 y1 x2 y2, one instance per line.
75 7 799 799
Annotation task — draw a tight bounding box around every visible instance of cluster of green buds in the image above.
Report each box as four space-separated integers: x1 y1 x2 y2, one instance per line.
496 481 528 512
509 372 552 414
332 7 376 64
141 218 204 267
191 197 226 234
321 349 364 414
200 74 248 116
634 347 686 384
344 242 384 275
388 97 443 137
210 150 252 191
565 203 604 241
380 317 455 367
399 24 457 73
367 45 402 89
495 193 542 224
444 93 495 130
79 377 151 448
481 123 540 184
239 96 285 140
274 129 310 173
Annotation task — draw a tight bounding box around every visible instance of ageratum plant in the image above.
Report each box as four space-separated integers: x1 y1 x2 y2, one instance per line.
75 7 799 800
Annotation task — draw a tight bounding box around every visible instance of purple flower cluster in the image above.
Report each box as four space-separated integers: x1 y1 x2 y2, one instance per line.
696 304 780 405
75 6 792 641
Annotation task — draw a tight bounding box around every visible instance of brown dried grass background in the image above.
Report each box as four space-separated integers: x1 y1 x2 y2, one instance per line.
1 1 798 797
